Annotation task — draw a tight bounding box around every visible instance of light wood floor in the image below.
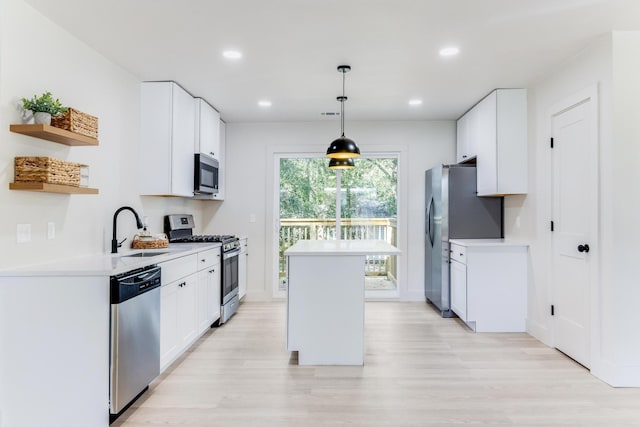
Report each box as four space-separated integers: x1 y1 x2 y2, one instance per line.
114 302 640 426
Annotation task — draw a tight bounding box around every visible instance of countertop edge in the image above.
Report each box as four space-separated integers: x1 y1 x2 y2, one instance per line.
449 239 530 247
0 242 222 277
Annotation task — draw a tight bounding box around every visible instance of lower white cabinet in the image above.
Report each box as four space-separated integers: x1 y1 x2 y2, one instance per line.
450 257 467 321
160 271 198 370
196 248 221 331
239 237 248 300
449 240 528 332
159 249 222 372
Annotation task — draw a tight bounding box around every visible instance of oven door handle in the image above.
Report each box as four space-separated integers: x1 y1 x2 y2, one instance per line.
223 248 241 260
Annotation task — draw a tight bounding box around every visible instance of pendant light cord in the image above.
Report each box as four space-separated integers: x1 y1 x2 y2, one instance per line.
341 70 345 136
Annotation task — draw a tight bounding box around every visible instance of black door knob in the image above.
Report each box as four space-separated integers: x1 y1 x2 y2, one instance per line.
578 244 590 253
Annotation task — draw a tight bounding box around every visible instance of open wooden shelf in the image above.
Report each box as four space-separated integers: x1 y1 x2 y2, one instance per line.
9 182 99 194
9 124 99 146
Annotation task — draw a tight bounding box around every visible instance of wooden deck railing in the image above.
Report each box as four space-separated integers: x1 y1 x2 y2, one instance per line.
279 218 397 278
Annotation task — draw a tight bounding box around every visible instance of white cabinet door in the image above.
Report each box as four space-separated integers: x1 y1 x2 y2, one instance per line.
177 274 198 348
456 112 471 163
475 89 527 196
211 120 226 200
194 98 220 159
450 259 467 321
207 264 221 324
160 280 180 370
239 238 248 299
140 81 195 197
475 91 499 196
196 263 221 331
196 269 210 333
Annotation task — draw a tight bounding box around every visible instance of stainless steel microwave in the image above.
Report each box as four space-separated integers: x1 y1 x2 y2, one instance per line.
194 153 219 195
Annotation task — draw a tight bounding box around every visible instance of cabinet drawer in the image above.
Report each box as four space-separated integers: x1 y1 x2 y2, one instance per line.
160 254 197 285
450 244 467 264
197 247 221 270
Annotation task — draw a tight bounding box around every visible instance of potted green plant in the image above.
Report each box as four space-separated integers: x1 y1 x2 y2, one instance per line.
21 91 67 125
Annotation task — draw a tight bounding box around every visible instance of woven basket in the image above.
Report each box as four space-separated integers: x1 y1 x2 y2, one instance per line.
51 108 98 139
14 157 84 187
131 234 169 250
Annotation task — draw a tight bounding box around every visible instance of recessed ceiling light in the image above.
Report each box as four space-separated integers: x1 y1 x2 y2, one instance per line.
223 50 242 60
409 99 423 106
258 100 272 107
439 47 460 57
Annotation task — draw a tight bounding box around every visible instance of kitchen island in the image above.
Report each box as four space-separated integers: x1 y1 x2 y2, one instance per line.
285 240 400 365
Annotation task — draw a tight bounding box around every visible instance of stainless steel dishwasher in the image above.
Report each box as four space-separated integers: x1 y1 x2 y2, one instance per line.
109 264 161 422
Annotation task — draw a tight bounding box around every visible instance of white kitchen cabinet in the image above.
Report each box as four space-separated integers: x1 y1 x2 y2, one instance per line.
456 88 527 196
160 274 198 369
194 97 220 159
196 247 221 332
456 111 473 163
211 120 226 200
159 254 199 371
449 239 528 332
140 81 195 197
239 237 248 300
450 256 467 321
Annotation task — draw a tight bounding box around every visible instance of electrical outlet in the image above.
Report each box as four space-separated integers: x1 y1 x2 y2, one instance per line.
17 224 31 243
47 222 55 240
249 214 257 223
515 216 521 229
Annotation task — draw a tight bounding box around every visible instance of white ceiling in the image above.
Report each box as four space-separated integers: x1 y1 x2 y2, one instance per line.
23 0 640 123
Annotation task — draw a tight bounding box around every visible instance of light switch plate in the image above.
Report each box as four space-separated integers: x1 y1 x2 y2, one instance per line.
17 224 31 243
47 222 55 239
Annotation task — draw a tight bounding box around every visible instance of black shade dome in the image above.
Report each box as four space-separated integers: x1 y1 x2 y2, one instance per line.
328 157 355 170
326 136 360 159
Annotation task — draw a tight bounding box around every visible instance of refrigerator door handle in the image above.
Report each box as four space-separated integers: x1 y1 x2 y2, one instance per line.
427 197 435 247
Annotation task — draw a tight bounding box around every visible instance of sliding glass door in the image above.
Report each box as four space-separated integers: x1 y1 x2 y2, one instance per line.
277 154 398 296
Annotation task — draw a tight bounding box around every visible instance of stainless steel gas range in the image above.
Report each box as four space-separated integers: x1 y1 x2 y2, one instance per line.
165 214 240 325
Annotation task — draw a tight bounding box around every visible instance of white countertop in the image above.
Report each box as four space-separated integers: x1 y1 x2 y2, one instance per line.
449 239 529 247
285 240 400 256
0 242 221 277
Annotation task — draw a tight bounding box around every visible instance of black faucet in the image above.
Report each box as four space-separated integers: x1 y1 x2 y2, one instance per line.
112 206 144 254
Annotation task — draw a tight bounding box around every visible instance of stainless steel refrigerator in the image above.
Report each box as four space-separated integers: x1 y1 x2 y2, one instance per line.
425 164 503 317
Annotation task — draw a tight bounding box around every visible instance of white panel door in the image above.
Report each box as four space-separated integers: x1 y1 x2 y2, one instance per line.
551 90 598 368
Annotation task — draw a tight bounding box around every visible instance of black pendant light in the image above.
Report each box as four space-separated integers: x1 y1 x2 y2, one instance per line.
328 157 355 170
326 65 360 160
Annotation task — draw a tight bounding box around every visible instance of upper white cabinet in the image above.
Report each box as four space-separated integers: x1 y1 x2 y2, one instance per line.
456 112 472 163
194 98 221 160
140 81 195 197
457 89 527 196
211 120 226 200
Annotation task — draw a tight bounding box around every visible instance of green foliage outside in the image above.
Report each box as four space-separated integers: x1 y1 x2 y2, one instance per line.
279 157 398 219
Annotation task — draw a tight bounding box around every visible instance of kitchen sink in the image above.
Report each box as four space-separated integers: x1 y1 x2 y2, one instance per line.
121 252 170 258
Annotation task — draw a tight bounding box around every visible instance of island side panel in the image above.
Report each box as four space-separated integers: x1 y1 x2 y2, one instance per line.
0 275 109 427
287 254 365 365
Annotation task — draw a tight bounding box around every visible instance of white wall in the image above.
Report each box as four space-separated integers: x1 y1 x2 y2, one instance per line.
508 34 613 346
517 32 640 386
607 31 640 385
0 0 203 270
203 120 456 301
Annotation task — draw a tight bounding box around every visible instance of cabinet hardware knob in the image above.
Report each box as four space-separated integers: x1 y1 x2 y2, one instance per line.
578 244 590 253
460 253 463 256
